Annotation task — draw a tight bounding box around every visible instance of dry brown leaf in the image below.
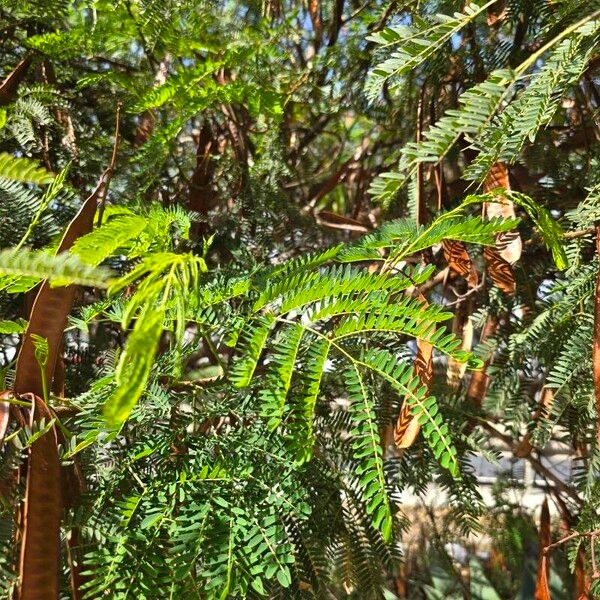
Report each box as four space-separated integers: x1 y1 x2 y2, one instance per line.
466 316 498 409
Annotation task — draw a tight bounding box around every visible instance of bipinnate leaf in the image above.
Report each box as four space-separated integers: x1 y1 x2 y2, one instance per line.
0 153 54 185
0 248 111 289
104 306 165 426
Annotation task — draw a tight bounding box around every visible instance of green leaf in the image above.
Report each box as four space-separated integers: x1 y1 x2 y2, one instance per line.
229 314 276 387
0 248 112 289
71 214 148 265
501 191 568 270
0 318 27 334
276 566 292 588
365 1 496 101
346 365 393 541
0 153 54 185
140 512 163 529
103 306 165 426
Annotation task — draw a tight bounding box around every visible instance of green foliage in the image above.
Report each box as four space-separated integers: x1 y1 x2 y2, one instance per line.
0 247 111 289
0 152 54 185
368 70 513 203
103 304 165 426
1 0 599 598
465 19 600 182
365 1 495 101
70 213 148 265
0 318 27 334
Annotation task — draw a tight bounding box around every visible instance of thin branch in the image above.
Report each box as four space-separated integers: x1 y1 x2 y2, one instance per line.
480 421 584 506
96 102 122 227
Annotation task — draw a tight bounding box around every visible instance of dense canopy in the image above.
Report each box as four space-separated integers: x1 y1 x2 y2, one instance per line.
1 0 600 598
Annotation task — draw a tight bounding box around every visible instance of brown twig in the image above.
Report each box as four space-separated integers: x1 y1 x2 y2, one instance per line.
480 421 584 506
96 102 122 227
444 281 484 307
564 227 595 239
544 531 582 554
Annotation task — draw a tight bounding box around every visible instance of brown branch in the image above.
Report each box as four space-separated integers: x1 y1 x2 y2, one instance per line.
542 528 600 555
187 121 219 229
563 227 594 239
308 0 322 49
305 139 369 209
96 102 122 227
327 0 345 47
481 422 584 506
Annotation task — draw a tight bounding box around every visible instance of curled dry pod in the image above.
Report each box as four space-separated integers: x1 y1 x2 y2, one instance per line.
394 295 433 449
483 162 520 295
484 162 522 264
14 175 106 398
14 169 113 599
483 245 516 295
466 316 498 409
574 545 589 599
17 393 61 600
534 498 551 600
442 239 478 287
447 299 474 388
0 56 32 106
